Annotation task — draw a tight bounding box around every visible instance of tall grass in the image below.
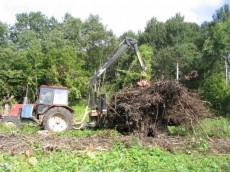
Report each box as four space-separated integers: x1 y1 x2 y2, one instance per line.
167 117 230 138
194 117 230 138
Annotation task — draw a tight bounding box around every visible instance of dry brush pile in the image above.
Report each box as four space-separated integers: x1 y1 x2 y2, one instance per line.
104 80 210 136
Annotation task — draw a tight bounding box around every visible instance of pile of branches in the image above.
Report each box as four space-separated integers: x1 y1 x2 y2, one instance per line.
104 80 210 136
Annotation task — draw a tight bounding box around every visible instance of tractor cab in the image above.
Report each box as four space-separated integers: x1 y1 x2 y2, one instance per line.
38 85 68 105
37 85 69 114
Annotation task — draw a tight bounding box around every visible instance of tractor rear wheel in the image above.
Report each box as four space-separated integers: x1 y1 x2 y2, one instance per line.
43 107 73 132
2 116 21 128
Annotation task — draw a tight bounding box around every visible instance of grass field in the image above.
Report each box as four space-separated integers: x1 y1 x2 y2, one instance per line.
0 144 229 172
0 108 230 172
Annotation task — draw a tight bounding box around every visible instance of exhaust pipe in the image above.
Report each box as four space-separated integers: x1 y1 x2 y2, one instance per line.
23 84 29 104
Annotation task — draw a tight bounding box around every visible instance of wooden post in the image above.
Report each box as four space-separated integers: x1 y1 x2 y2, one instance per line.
176 61 179 81
225 59 228 86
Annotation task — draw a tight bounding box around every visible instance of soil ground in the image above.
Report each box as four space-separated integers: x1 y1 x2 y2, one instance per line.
0 132 229 155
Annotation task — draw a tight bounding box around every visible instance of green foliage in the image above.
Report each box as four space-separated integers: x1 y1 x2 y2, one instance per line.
0 117 229 171
0 12 116 105
200 73 230 116
54 129 93 137
1 4 230 115
199 8 230 80
213 4 230 22
167 126 187 136
139 13 201 82
139 17 167 49
111 44 153 88
19 123 41 135
139 13 200 49
1 6 230 171
54 129 120 138
119 30 139 40
2 116 229 139
0 22 8 46
80 14 116 73
0 123 19 134
196 138 209 152
138 44 153 79
0 122 40 135
0 144 229 172
194 117 230 138
165 13 188 46
197 9 230 114
167 117 230 138
153 43 200 79
116 69 142 87
72 104 87 115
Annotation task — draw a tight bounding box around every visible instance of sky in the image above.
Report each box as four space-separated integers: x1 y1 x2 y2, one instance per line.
0 0 229 36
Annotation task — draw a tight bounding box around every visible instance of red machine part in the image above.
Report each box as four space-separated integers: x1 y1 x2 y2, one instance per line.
9 104 23 117
136 79 150 87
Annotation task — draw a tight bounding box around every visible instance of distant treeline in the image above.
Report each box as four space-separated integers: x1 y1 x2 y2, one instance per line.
0 4 230 116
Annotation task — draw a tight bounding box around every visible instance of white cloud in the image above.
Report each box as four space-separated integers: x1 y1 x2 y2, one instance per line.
0 0 228 36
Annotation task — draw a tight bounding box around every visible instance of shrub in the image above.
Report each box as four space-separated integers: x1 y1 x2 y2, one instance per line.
199 73 230 117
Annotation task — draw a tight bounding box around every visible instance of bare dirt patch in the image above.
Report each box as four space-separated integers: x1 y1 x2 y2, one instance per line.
0 133 229 155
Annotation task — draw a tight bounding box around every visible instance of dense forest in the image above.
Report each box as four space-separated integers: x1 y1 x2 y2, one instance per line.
0 4 230 117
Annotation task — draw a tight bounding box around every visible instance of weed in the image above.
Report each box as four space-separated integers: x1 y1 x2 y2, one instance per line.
54 129 93 137
194 117 230 138
167 125 188 136
167 117 230 138
0 123 20 135
20 123 40 134
72 104 87 117
197 138 209 152
54 128 120 138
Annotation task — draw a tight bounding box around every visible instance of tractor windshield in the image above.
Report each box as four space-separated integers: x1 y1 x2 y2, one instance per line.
39 88 54 104
39 87 68 105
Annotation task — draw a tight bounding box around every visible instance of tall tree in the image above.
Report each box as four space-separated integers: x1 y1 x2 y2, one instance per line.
197 4 230 116
0 22 23 100
139 17 166 49
80 14 116 73
213 4 230 22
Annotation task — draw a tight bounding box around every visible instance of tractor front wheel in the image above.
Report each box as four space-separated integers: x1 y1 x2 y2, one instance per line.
2 116 21 128
43 107 73 132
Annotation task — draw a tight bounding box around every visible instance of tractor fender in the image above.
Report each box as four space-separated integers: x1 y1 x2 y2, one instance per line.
42 105 74 115
38 105 74 123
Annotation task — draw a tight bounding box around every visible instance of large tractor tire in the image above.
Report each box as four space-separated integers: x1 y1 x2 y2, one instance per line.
43 107 73 132
2 116 21 128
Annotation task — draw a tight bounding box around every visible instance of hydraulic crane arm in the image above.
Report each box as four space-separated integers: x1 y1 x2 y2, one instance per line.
88 37 147 122
88 37 147 87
